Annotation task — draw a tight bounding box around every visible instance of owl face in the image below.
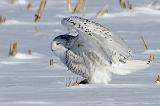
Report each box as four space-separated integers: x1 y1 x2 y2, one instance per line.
51 40 66 51
51 34 76 57
51 38 67 57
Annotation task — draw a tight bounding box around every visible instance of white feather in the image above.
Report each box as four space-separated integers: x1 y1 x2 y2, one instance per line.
111 60 150 75
51 16 150 84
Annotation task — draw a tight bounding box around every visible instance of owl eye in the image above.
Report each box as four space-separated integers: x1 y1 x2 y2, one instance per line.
56 43 60 45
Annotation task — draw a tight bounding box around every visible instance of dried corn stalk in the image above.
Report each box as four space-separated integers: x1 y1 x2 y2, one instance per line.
141 36 148 50
127 0 133 10
140 36 155 63
9 42 17 57
96 5 108 18
49 59 53 66
156 75 160 83
35 0 47 23
73 0 86 14
27 2 32 10
0 16 6 24
148 53 155 63
119 0 126 9
28 49 32 55
67 0 72 12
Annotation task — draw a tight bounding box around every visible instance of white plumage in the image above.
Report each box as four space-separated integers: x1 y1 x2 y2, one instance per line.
51 16 149 84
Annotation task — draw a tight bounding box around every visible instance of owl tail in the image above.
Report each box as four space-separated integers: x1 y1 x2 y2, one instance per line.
110 60 150 75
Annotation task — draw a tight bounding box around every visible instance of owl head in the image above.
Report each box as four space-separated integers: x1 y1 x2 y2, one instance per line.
51 34 76 57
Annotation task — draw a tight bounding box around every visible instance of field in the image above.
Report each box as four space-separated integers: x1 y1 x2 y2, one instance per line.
0 0 160 105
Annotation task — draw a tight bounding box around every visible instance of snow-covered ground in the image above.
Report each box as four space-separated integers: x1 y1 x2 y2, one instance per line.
0 0 160 105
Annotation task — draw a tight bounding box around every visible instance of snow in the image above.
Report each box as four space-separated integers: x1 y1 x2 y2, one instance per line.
0 0 160 106
14 52 44 59
143 49 160 54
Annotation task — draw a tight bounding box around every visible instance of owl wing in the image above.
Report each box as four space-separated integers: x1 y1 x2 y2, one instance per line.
65 50 90 79
61 16 132 64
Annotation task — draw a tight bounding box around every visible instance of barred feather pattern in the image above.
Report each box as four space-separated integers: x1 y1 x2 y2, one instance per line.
65 50 90 79
65 49 105 79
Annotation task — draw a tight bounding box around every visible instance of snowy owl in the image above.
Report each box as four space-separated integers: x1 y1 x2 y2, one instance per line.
51 16 149 84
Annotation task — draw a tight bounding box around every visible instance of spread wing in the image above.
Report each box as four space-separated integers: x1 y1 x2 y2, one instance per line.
61 16 132 64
